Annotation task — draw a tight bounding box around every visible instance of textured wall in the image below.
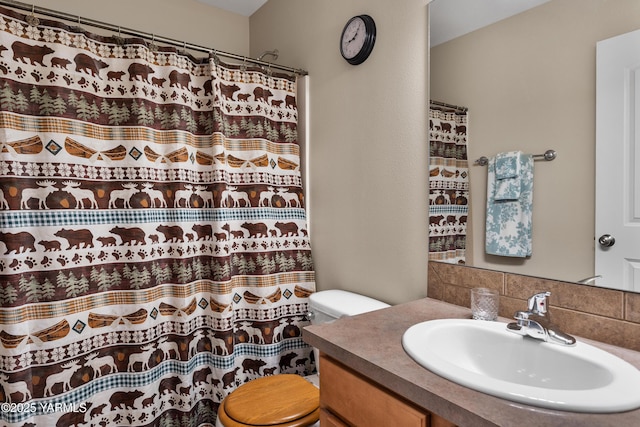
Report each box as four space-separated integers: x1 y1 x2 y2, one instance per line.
251 1 430 304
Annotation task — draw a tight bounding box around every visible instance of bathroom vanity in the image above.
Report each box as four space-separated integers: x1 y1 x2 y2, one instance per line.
303 298 640 427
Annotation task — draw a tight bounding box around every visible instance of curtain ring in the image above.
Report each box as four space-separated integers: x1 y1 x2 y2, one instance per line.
26 4 40 26
68 14 82 32
149 34 158 52
113 26 124 45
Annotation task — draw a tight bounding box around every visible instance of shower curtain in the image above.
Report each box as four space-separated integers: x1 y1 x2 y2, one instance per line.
0 6 314 427
428 103 469 264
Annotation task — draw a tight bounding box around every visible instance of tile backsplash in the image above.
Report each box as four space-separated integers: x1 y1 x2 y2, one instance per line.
428 262 640 352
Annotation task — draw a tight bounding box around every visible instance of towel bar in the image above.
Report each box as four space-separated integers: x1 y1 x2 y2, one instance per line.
474 149 556 166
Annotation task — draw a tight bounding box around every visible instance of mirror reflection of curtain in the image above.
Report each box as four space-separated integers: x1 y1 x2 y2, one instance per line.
0 5 315 426
428 102 469 264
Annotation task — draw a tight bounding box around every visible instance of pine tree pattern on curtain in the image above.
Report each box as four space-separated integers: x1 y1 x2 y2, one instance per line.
428 104 469 264
0 6 314 426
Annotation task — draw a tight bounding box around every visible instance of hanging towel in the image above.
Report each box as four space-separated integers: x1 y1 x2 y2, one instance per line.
485 152 534 257
494 151 521 200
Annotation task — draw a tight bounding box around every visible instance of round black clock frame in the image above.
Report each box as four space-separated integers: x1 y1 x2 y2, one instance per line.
340 14 376 65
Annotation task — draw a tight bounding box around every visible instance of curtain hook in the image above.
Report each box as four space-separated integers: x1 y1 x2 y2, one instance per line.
241 56 247 72
69 14 83 32
149 34 158 52
113 26 124 45
26 4 40 26
211 49 220 65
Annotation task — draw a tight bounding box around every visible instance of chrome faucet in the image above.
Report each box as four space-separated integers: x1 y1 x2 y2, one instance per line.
506 291 576 346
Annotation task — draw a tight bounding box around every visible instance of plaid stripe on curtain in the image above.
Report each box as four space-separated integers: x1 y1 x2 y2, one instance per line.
0 5 314 426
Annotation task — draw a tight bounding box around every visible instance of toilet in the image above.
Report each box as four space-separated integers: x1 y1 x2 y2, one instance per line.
215 289 390 427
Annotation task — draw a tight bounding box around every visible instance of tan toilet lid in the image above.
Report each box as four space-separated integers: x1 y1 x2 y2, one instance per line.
225 374 319 425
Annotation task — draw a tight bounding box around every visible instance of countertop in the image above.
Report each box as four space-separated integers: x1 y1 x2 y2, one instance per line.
303 297 640 427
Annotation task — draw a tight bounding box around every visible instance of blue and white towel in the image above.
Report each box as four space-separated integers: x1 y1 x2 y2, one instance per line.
494 151 521 200
485 152 534 257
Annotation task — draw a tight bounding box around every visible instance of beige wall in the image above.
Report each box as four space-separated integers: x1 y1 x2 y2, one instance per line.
431 0 640 283
251 1 430 304
29 0 249 55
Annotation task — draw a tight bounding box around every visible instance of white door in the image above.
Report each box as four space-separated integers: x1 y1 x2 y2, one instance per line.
595 29 640 291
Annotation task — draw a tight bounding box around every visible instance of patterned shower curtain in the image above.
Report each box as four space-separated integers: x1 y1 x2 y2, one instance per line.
428 103 469 264
0 6 314 427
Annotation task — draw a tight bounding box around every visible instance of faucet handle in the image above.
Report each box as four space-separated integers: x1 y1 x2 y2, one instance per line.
527 291 551 315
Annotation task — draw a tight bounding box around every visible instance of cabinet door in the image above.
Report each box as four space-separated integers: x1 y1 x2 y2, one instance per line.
320 355 428 427
320 408 349 427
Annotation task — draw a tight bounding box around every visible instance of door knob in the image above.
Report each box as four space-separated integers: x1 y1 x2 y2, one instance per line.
598 234 615 247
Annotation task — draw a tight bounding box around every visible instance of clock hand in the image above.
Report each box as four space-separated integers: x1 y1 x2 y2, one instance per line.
348 30 359 43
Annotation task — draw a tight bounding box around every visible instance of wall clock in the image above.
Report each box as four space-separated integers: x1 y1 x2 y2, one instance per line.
340 14 376 65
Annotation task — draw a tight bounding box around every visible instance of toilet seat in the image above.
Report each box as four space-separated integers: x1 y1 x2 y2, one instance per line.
217 374 320 427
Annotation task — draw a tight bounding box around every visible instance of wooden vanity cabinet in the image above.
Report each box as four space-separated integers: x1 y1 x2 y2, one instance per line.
319 354 456 427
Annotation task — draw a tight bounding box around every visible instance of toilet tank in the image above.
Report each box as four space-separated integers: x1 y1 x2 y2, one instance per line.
308 289 390 325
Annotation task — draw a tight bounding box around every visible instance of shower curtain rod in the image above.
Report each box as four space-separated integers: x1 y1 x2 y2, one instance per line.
430 100 468 112
0 0 309 76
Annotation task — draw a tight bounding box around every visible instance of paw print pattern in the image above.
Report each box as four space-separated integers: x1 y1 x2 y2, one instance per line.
63 74 73 85
0 61 9 74
24 257 35 268
14 67 25 79
57 255 68 266
46 71 58 82
30 70 42 82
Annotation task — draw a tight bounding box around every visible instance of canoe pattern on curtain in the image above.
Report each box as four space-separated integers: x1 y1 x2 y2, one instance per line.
428 105 469 264
0 6 315 427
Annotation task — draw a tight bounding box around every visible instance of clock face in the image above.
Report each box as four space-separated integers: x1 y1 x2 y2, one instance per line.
340 15 376 65
341 17 367 60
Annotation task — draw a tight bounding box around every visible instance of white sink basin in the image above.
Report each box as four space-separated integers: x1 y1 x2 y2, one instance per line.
402 319 640 413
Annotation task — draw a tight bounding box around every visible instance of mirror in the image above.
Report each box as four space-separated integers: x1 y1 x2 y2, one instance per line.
429 0 640 291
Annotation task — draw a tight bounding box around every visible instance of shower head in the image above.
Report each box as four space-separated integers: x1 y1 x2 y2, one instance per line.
257 49 279 61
